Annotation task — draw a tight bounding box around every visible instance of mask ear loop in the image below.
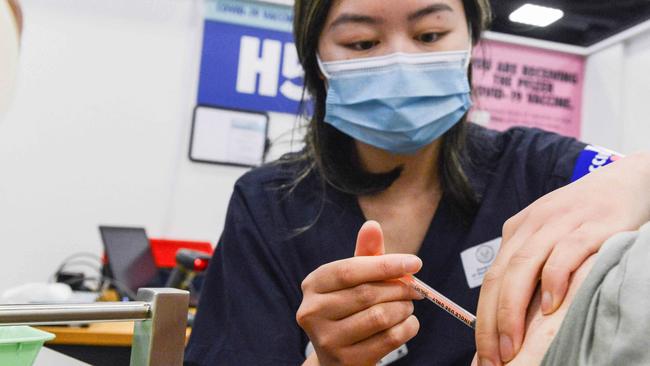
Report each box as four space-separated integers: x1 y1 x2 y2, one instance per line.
464 24 473 70
316 54 332 79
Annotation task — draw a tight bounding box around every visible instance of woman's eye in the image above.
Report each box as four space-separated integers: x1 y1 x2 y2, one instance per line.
347 40 379 51
417 32 440 43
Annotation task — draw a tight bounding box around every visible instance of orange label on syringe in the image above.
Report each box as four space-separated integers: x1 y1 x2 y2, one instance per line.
400 274 476 329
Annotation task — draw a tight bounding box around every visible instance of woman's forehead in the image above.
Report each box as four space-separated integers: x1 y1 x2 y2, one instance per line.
327 0 464 19
324 0 465 30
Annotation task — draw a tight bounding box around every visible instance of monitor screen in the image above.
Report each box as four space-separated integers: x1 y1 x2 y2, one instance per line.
99 226 158 300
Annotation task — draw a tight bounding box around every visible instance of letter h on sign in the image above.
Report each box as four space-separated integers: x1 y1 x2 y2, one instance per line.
236 36 303 101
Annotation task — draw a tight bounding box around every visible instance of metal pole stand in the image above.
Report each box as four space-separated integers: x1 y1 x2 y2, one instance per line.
130 288 190 366
0 287 190 366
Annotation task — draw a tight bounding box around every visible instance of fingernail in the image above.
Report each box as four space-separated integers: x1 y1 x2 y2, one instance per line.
403 256 421 272
412 288 425 300
479 358 495 366
542 291 553 314
499 334 514 362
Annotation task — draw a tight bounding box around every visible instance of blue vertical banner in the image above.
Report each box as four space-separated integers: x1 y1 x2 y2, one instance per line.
198 0 305 115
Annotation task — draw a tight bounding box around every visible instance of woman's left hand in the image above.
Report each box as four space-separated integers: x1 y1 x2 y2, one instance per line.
475 152 650 366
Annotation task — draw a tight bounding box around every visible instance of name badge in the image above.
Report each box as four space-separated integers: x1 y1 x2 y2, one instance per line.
460 237 501 288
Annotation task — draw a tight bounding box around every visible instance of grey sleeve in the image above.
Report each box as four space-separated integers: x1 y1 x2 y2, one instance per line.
541 222 650 366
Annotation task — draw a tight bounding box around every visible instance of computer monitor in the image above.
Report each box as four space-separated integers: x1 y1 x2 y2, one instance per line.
99 226 159 300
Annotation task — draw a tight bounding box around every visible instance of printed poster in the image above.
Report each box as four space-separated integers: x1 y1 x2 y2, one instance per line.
469 39 585 138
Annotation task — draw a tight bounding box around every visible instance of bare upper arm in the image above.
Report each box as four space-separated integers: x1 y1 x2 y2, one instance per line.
471 254 597 366
505 254 597 366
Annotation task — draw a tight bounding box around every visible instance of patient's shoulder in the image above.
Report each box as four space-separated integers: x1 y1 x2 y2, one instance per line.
505 254 597 366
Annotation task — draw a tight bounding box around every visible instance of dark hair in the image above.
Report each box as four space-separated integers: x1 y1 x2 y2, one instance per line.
289 0 493 219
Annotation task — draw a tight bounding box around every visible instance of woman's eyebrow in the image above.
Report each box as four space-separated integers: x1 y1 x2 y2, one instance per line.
329 13 384 30
407 3 454 22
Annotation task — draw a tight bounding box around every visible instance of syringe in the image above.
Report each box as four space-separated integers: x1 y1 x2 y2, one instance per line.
400 274 476 329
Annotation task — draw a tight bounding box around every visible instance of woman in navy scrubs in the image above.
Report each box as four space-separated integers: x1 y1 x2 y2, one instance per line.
185 0 650 365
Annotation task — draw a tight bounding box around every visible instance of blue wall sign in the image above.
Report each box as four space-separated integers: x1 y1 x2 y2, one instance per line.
198 0 305 115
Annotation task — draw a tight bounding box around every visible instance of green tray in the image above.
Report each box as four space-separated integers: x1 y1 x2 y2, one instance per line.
0 326 55 366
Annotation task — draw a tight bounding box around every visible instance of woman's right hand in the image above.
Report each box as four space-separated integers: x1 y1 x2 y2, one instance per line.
296 221 423 366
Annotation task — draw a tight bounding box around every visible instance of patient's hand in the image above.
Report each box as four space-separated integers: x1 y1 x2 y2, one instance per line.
472 254 596 366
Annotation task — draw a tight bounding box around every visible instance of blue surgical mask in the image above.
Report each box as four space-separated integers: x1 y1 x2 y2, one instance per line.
318 49 472 154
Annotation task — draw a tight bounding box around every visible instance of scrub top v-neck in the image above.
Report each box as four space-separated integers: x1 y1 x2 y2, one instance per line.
345 181 451 262
185 124 589 366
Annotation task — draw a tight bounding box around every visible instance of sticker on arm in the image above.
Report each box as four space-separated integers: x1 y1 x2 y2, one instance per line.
570 145 623 183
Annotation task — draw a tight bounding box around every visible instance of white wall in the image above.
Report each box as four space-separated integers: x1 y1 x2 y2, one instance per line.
582 29 650 154
3 0 650 294
0 0 301 292
620 30 650 154
582 44 625 150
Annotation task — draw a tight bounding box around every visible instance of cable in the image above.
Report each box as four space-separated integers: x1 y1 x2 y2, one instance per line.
51 259 103 288
56 259 102 272
52 252 103 278
57 252 102 264
57 276 103 293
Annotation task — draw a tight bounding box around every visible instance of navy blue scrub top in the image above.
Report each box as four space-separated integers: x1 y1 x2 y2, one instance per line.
185 125 591 365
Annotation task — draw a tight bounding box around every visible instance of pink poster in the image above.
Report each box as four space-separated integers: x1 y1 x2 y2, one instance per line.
469 40 585 138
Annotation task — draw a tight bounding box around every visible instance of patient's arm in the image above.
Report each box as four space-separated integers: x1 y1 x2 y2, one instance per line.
472 254 597 366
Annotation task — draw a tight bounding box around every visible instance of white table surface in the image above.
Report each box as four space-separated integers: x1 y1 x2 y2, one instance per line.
34 347 91 366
